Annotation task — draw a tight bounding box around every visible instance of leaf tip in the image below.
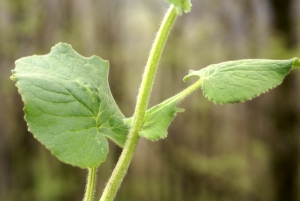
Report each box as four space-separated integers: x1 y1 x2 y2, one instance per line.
292 57 300 68
10 70 17 81
182 0 192 13
10 75 16 81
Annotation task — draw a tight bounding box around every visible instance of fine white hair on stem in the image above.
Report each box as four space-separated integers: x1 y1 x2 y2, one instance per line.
83 168 98 201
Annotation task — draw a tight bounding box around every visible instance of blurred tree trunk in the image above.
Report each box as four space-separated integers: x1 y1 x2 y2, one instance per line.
270 0 297 48
268 0 299 200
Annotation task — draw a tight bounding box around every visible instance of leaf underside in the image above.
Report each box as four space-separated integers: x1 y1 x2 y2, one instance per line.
11 43 128 168
184 58 300 104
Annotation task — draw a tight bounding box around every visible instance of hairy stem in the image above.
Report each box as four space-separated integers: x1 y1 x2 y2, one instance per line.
99 5 177 201
172 79 202 103
145 78 202 115
84 167 97 201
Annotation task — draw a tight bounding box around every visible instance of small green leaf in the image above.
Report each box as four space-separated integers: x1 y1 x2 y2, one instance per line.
125 95 184 141
11 43 128 168
166 0 192 15
184 58 299 104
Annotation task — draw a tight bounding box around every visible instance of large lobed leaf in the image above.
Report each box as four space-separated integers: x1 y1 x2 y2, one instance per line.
184 58 300 104
11 43 129 168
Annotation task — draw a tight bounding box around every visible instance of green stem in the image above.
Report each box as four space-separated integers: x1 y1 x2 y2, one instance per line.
99 5 177 201
172 79 202 103
84 167 97 201
146 79 202 114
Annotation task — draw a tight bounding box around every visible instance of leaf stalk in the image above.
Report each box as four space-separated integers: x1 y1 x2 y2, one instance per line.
84 167 97 201
171 78 202 103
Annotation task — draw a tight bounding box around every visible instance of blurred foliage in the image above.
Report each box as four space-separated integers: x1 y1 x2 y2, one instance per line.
0 0 300 201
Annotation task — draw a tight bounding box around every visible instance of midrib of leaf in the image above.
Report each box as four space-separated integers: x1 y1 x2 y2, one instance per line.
27 71 112 130
184 58 296 104
21 57 102 117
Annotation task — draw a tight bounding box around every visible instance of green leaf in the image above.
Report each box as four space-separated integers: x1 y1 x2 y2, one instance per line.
11 43 129 168
125 94 184 141
184 58 300 104
166 0 192 15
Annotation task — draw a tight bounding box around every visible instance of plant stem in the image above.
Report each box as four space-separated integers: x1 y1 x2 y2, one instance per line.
145 78 202 115
84 167 97 201
99 5 177 201
172 79 202 103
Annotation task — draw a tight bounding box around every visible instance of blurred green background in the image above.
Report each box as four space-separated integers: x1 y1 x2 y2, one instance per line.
1 0 300 200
